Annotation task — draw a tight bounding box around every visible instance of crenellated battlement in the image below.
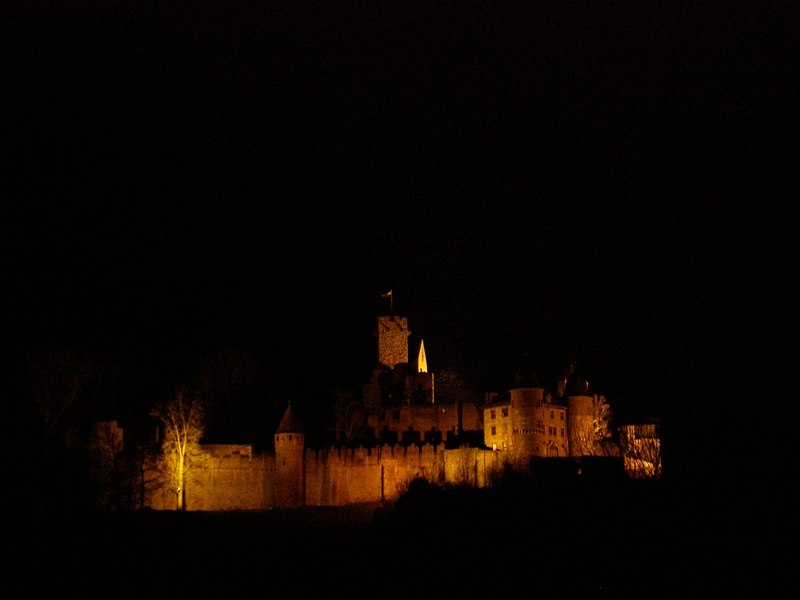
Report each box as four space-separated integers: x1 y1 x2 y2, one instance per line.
141 312 641 512
305 442 444 461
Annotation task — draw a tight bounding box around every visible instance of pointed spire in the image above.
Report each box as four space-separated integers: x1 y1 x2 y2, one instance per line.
417 340 428 373
276 403 303 434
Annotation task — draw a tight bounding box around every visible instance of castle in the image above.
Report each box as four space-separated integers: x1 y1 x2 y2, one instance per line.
143 312 658 511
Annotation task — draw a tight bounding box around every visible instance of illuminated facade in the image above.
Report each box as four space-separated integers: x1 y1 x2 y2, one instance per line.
484 387 569 457
141 314 658 511
145 406 502 510
483 364 573 458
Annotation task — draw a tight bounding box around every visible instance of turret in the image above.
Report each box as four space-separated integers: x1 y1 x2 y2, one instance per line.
275 404 304 508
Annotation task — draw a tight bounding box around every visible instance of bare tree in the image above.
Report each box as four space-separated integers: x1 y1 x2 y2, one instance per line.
151 388 205 510
592 395 618 456
28 349 89 460
619 423 662 478
333 389 365 444
192 348 270 443
89 421 124 510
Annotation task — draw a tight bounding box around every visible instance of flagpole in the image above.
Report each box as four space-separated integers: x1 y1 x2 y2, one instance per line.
382 290 393 315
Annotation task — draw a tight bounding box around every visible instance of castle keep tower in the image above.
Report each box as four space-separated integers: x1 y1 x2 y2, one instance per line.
275 404 304 508
377 316 410 369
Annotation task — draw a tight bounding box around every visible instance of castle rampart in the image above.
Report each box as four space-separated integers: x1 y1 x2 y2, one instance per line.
145 441 509 510
145 445 276 511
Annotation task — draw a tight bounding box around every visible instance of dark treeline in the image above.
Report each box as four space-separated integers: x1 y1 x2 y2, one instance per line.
0 346 298 515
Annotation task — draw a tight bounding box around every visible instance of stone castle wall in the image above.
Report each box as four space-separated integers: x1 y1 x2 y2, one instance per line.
145 445 276 511
369 403 482 444
146 442 506 510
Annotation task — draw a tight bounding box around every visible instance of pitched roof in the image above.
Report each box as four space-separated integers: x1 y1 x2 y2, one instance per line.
275 404 303 434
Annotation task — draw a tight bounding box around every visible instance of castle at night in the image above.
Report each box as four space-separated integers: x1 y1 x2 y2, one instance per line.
143 313 660 511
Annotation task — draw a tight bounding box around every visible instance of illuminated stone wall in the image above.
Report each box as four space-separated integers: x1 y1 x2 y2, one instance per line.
144 445 276 511
275 432 304 508
377 316 410 369
187 452 275 510
443 446 505 488
146 441 505 510
485 390 569 458
484 402 512 451
305 443 447 504
304 444 504 505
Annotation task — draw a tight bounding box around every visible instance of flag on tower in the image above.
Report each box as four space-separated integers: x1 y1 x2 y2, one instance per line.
381 290 393 313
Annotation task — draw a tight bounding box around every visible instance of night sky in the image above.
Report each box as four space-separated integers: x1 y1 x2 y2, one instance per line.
5 2 795 483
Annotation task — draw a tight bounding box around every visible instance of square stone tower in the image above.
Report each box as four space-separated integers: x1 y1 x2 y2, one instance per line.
377 315 410 369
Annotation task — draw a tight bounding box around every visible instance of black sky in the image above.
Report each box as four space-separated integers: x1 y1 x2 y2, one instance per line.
4 1 796 480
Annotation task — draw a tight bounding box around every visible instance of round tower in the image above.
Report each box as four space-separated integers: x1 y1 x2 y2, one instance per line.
275 404 304 508
566 375 594 457
508 359 546 458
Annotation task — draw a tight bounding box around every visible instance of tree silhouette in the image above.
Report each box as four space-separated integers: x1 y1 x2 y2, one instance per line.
28 349 88 461
592 395 618 456
333 389 366 444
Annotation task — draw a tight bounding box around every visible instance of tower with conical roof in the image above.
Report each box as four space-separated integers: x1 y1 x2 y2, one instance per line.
275 404 304 508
